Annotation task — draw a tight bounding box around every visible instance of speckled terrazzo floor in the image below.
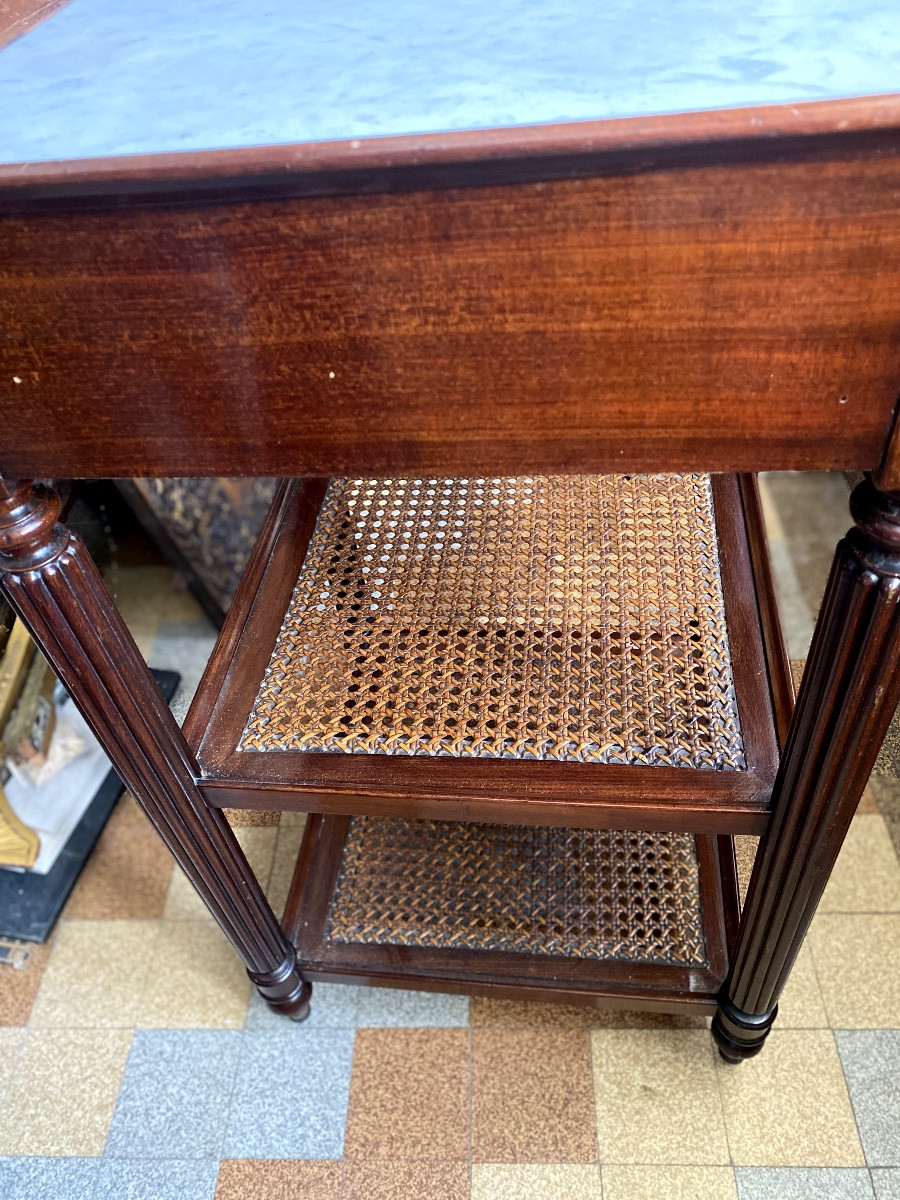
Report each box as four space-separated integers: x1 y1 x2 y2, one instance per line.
2 472 900 1200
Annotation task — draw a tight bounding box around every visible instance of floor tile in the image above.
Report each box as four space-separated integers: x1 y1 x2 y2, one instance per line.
869 776 900 863
592 1029 728 1164
809 915 900 1027
356 986 469 1027
343 1161 470 1200
345 1028 468 1161
836 1030 900 1166
0 1156 100 1200
0 1029 131 1156
137 920 250 1028
224 1028 354 1159
216 1159 342 1199
820 815 900 912
265 822 306 915
735 1168 876 1199
471 1163 602 1200
469 996 705 1030
244 981 359 1031
65 795 173 919
775 940 828 1028
473 1028 596 1163
717 1030 864 1166
106 1030 240 1159
0 939 53 1025
603 1166 738 1200
164 827 276 921
873 1170 900 1199
29 920 157 1028
0 1028 24 1100
95 1158 219 1199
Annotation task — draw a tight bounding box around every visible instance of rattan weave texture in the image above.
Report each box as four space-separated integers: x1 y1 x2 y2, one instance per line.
241 474 744 767
325 817 708 966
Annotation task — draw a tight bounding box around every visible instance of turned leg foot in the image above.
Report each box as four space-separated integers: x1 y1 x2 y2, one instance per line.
712 997 777 1063
248 952 313 1021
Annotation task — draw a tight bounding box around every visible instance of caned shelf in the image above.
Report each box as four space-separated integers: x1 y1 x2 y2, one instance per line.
187 472 790 836
282 813 739 1012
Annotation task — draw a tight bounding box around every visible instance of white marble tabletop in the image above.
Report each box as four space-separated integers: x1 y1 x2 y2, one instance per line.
1 0 897 164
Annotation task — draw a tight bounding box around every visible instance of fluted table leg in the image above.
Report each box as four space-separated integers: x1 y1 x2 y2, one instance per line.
0 478 310 1019
714 478 900 1060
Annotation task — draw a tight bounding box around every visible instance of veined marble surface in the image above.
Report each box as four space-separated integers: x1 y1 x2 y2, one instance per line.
1 0 898 164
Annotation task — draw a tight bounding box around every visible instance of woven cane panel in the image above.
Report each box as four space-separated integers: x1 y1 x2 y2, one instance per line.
325 817 708 966
241 475 744 768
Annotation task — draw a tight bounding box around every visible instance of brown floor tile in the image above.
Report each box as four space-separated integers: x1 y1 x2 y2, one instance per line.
215 1159 342 1200
224 808 281 828
472 1164 601 1199
472 1028 596 1163
344 1028 468 1161
601 1165 737 1200
0 1028 131 1155
343 1161 469 1200
716 1029 864 1166
470 996 704 1030
0 937 53 1026
592 1029 728 1165
66 795 173 919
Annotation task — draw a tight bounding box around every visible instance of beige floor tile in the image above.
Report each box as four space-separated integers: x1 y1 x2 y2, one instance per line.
717 1029 864 1165
775 940 828 1028
266 822 306 915
471 1164 602 1199
164 827 277 921
137 920 250 1028
0 1028 131 1155
601 1166 738 1200
29 920 158 1028
592 1029 728 1164
820 815 900 912
809 914 900 1027
0 1028 25 1100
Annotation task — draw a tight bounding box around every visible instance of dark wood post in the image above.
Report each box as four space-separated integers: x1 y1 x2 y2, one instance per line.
714 477 900 1060
0 478 310 1019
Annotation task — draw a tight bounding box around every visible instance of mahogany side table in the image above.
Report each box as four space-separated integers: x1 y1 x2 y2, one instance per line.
0 2 898 1061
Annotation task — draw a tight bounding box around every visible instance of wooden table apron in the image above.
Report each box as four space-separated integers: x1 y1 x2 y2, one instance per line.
1 96 899 1056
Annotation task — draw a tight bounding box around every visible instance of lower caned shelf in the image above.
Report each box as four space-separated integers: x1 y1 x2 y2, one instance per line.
283 814 740 1014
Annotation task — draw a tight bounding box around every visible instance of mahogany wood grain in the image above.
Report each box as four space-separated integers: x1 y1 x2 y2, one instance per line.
189 474 782 836
0 478 311 1019
2 149 899 481
713 478 900 1060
